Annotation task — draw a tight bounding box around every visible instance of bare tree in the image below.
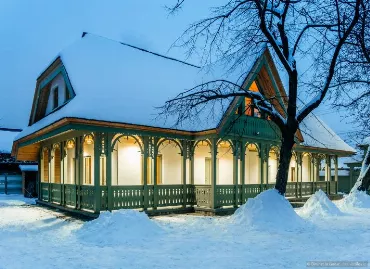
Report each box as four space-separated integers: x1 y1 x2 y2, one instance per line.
161 0 365 195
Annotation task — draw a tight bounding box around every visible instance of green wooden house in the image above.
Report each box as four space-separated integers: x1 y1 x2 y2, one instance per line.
12 33 355 216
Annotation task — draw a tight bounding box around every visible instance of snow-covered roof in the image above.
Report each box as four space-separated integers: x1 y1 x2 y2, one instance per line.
299 114 355 153
319 169 349 177
17 33 259 140
19 165 38 172
362 137 370 146
0 130 21 153
14 34 354 154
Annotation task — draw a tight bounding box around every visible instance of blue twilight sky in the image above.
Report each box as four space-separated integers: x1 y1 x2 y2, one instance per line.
0 0 357 144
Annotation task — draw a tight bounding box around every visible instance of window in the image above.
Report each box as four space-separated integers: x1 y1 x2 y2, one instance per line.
84 156 92 184
245 97 253 116
53 145 61 183
65 86 70 102
52 87 59 110
42 149 49 182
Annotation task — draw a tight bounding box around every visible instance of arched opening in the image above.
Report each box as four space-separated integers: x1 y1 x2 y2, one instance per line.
51 144 61 183
41 148 49 183
217 140 233 185
288 154 297 182
193 140 212 185
268 147 279 183
302 153 311 182
64 139 76 185
245 143 260 184
157 139 182 185
83 134 94 185
112 135 142 185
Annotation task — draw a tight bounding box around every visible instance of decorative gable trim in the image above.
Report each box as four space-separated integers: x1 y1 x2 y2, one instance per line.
29 57 75 126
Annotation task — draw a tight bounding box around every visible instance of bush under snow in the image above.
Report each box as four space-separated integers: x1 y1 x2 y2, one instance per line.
77 209 165 246
298 190 343 218
230 189 306 231
339 190 370 209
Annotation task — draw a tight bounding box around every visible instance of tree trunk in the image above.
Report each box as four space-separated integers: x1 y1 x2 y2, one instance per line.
352 148 370 192
275 132 296 195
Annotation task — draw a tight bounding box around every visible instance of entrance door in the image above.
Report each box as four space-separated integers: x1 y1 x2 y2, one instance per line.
205 157 211 185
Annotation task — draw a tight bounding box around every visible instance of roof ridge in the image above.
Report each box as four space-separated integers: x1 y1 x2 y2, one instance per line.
81 32 201 69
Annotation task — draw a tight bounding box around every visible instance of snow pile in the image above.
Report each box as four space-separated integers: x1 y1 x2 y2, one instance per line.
298 190 343 218
340 190 370 209
231 189 306 231
77 209 165 246
0 194 36 206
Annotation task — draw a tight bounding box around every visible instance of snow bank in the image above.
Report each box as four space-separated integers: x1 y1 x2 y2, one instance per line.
339 190 370 209
230 189 306 231
298 190 343 218
0 194 36 206
77 210 165 246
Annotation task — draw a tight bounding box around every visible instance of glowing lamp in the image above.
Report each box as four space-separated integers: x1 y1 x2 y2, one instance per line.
85 135 94 145
66 140 75 149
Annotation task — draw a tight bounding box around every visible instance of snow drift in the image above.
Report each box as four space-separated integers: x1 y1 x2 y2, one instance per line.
77 209 165 246
298 190 343 218
230 189 306 231
339 190 370 209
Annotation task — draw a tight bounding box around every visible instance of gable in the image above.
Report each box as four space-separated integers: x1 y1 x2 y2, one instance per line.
30 58 75 125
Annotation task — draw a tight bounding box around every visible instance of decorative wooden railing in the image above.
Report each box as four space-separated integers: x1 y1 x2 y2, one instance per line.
79 186 95 211
64 184 77 207
112 185 144 210
50 183 62 204
40 182 49 202
225 115 281 140
194 185 212 207
39 181 338 212
216 185 236 207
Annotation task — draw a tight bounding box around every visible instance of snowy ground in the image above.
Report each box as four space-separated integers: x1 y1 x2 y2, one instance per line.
0 192 369 269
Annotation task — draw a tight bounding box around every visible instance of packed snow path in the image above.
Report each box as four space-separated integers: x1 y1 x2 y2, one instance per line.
0 193 369 269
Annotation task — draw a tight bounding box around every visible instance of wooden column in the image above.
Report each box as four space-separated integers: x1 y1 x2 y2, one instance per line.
93 133 102 213
240 141 246 204
334 155 339 194
210 138 218 209
152 137 159 210
61 142 65 206
181 140 187 208
77 136 83 210
142 136 149 210
37 149 42 200
259 143 265 192
106 133 113 211
297 153 303 197
232 140 239 208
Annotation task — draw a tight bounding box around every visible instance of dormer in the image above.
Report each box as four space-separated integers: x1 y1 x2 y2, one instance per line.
29 58 75 125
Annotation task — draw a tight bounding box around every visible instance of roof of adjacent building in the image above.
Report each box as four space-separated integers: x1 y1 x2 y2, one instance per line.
15 33 355 154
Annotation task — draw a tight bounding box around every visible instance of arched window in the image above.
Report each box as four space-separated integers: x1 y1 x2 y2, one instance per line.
217 140 233 185
268 147 279 183
64 139 76 185
52 144 61 183
193 140 212 185
41 148 49 183
112 135 142 185
245 143 260 184
157 139 182 185
83 134 94 185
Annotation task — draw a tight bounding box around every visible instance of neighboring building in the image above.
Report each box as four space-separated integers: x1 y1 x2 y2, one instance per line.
12 33 355 216
338 137 370 193
0 128 38 196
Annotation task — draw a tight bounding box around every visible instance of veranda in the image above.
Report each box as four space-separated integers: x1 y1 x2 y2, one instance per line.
37 125 339 216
